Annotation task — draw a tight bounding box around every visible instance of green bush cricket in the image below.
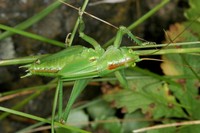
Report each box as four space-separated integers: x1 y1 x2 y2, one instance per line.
0 0 200 132
19 1 200 132
20 15 143 125
18 1 156 131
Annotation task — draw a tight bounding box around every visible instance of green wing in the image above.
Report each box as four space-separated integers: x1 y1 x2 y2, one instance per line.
27 46 87 77
58 48 102 81
39 45 85 62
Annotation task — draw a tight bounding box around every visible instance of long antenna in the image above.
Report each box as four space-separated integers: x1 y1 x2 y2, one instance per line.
59 0 118 30
59 0 150 43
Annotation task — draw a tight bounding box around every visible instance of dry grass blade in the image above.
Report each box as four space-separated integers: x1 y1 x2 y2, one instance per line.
59 0 118 29
133 120 200 133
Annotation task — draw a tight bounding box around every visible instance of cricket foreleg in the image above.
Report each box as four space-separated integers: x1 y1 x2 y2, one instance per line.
115 70 129 89
60 78 91 123
78 13 102 51
79 32 103 50
114 26 143 48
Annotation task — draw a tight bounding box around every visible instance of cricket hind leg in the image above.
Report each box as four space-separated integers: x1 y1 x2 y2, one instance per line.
60 78 91 123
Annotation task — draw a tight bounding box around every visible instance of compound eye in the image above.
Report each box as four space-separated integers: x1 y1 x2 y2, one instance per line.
89 56 98 62
35 59 41 64
128 49 133 53
131 63 136 67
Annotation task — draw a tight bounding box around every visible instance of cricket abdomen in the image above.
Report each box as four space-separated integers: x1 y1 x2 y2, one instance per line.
28 58 65 77
21 45 104 78
29 66 61 77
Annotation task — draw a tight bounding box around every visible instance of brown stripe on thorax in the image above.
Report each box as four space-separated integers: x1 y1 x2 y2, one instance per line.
107 58 133 70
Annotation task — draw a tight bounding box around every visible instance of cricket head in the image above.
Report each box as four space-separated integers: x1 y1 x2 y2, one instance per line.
120 47 141 67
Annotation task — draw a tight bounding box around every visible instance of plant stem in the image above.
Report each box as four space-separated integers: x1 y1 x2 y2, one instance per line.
0 24 65 47
0 0 68 40
137 47 200 55
67 0 89 46
0 106 90 133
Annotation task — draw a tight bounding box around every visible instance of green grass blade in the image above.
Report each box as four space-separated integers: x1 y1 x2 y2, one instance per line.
129 41 200 49
0 24 65 47
0 106 90 133
0 0 68 40
132 66 181 87
137 47 200 55
16 98 103 133
0 92 40 120
67 0 89 46
1 47 198 67
0 55 47 66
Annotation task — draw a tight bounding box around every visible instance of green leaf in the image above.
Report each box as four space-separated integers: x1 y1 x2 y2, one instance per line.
185 0 200 21
161 21 200 119
68 110 89 128
104 77 186 119
177 125 200 133
122 111 149 133
147 127 176 133
56 110 89 133
86 100 116 120
102 117 122 133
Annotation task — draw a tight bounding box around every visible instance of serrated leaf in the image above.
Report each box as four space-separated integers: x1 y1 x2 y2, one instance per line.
104 78 186 119
170 84 200 119
161 10 200 121
185 0 200 21
104 89 152 113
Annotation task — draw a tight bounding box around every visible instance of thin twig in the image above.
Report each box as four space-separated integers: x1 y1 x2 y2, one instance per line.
0 90 34 102
59 0 118 29
20 118 156 133
133 120 200 133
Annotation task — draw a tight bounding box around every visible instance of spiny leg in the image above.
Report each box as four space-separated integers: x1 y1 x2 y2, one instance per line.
60 79 91 123
114 26 144 48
